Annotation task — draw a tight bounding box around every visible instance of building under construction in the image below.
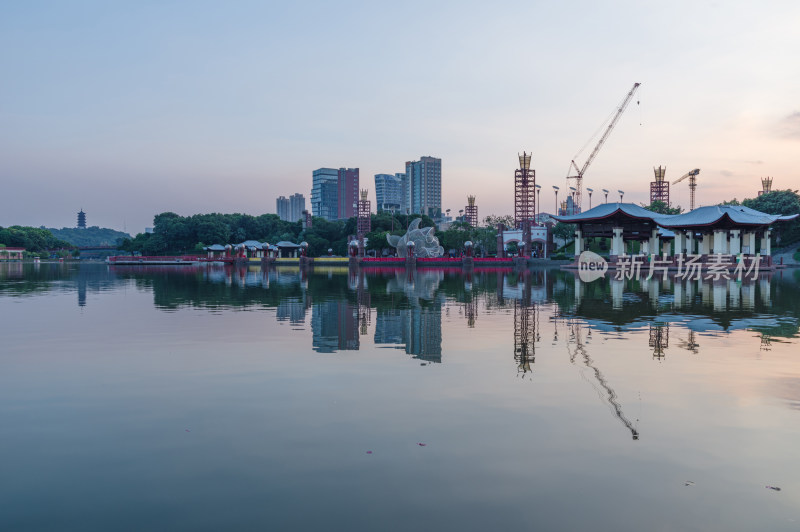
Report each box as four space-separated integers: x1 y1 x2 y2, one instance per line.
515 152 536 255
650 166 669 205
464 196 478 228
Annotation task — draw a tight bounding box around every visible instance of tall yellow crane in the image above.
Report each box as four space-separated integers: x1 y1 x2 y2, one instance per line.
672 168 701 210
568 82 641 213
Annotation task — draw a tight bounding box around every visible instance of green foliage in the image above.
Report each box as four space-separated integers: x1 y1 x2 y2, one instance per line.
0 226 73 252
120 212 305 255
553 222 576 242
642 200 683 215
436 221 473 253
742 189 800 245
47 226 131 247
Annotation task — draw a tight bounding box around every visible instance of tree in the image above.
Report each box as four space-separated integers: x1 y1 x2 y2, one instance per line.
553 222 576 246
742 189 800 246
642 200 682 215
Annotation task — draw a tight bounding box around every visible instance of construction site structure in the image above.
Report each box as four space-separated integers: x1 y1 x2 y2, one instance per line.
464 195 478 228
357 189 371 256
650 166 670 205
515 152 536 257
567 82 641 213
758 176 773 196
672 168 701 210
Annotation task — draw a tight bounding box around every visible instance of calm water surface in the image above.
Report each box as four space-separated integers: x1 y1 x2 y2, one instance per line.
1 262 799 531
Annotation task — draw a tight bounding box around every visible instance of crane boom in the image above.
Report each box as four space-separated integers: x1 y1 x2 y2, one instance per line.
574 83 641 177
567 82 641 212
672 168 700 185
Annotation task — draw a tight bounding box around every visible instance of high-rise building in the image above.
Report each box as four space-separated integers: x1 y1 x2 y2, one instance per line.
406 156 441 218
289 193 305 222
311 168 359 221
276 196 290 221
374 173 405 212
337 168 359 220
311 168 339 221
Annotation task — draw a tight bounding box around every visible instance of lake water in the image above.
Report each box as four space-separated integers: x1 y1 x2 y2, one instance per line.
1 262 799 531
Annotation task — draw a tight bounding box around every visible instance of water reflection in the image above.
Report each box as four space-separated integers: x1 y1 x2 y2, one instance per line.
3 262 800 530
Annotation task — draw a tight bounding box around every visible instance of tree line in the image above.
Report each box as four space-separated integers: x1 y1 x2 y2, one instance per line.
117 211 510 257
0 226 73 253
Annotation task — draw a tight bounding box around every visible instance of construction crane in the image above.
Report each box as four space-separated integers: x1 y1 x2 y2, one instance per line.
672 168 701 210
568 82 641 213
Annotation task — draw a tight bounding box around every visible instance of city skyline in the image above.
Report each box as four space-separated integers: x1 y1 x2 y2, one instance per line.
2 1 798 233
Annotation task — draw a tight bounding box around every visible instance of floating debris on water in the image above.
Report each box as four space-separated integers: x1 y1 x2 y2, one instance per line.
766 486 781 491
684 481 695 487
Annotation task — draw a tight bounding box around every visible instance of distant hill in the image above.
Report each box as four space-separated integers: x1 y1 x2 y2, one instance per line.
48 226 131 247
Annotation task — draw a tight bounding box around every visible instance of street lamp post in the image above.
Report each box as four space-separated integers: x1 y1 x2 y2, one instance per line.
553 186 559 215
587 188 593 210
535 184 541 224
603 189 609 204
618 190 625 203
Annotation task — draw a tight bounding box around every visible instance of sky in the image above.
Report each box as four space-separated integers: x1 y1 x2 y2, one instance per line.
1 0 798 234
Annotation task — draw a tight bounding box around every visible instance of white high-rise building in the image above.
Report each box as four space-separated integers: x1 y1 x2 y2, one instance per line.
405 156 441 218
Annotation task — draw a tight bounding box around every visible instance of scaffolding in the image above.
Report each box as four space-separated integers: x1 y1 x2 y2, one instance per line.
357 189 371 237
464 195 478 228
515 152 536 256
649 166 670 205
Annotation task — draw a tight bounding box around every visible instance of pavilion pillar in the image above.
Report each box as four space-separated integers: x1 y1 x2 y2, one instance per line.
661 240 671 256
685 232 695 255
673 232 685 256
729 230 741 256
713 230 728 255
699 233 712 255
649 229 659 258
742 231 755 254
760 229 771 256
611 227 624 259
574 228 583 258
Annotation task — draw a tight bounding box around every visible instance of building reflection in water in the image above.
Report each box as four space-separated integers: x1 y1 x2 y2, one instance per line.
373 269 444 363
312 301 359 353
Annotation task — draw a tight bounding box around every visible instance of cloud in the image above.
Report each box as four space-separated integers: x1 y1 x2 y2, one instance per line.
720 170 734 177
777 111 800 139
745 160 764 165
